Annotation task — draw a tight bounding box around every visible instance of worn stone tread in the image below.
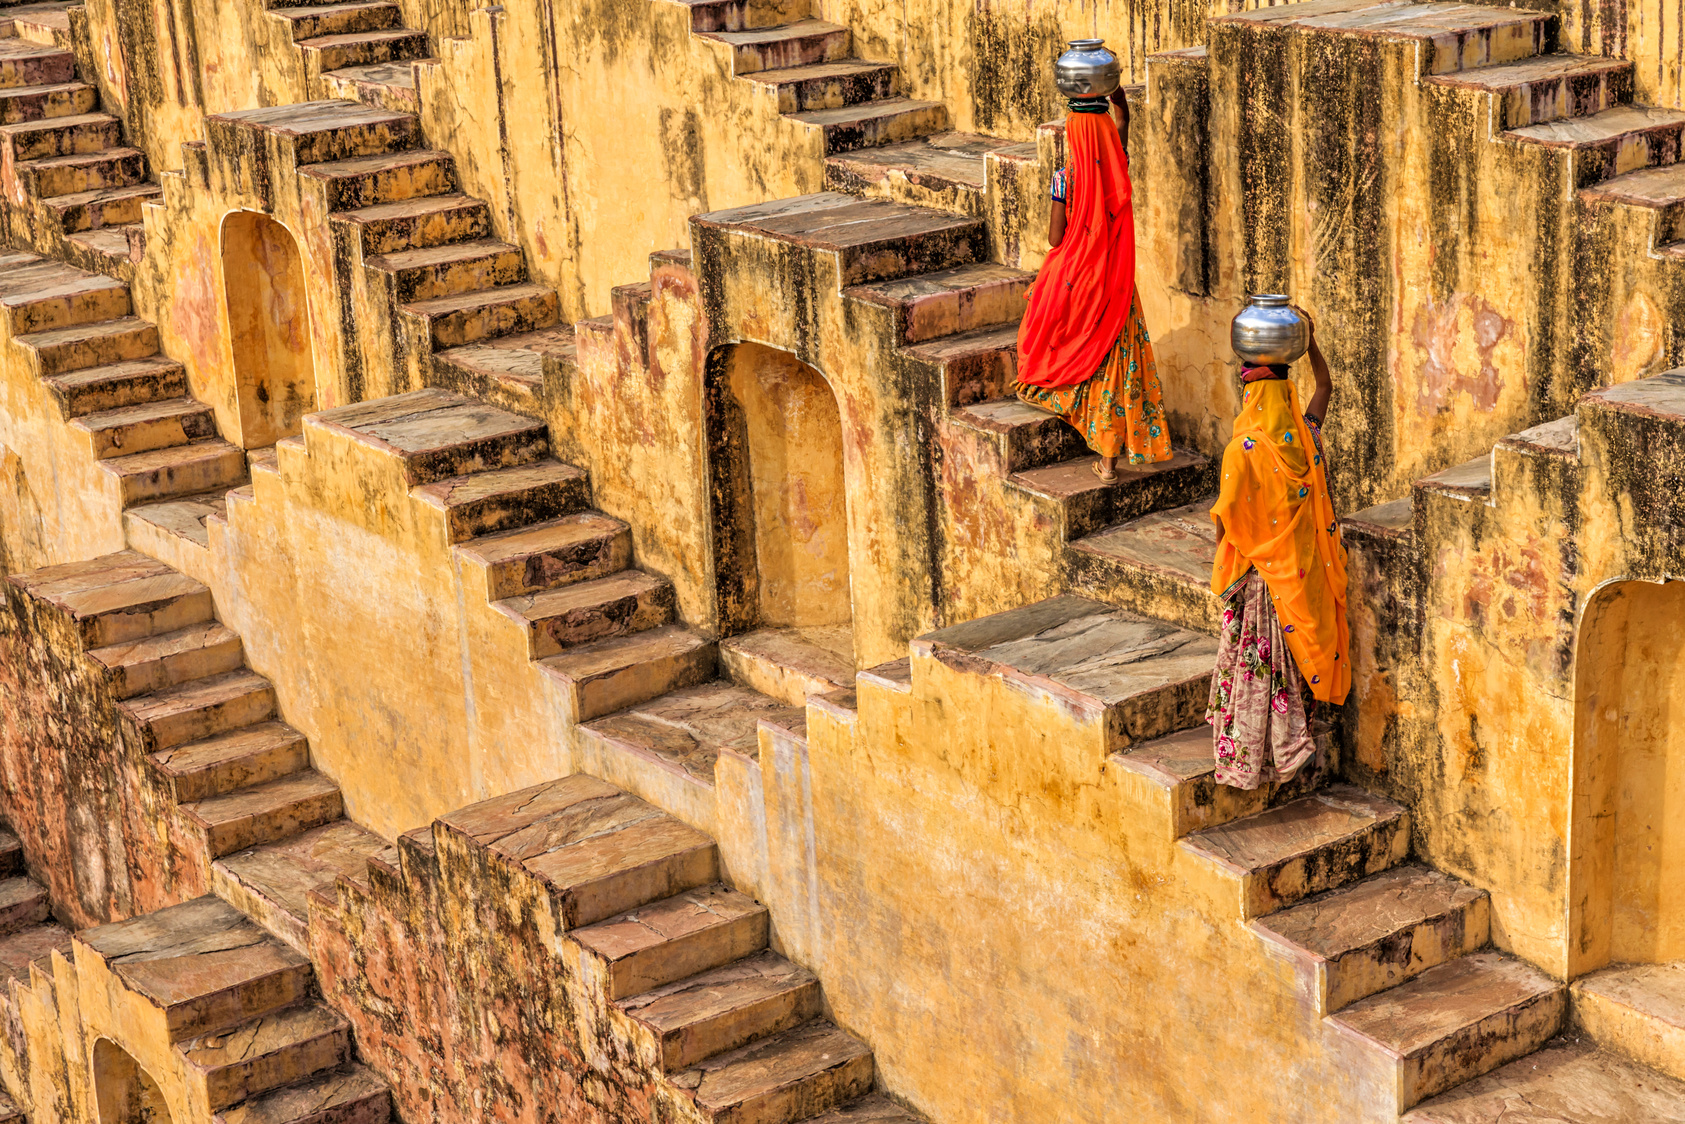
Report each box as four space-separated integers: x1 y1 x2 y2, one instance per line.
411 457 589 540
87 619 243 696
215 819 391 943
1402 1037 1685 1122
1254 864 1487 961
0 876 49 933
1581 159 1685 205
120 668 275 733
670 1018 873 1120
1333 951 1563 1063
1182 784 1406 874
151 721 310 804
804 1095 924 1123
0 921 72 985
1508 102 1685 146
495 568 674 654
181 770 343 848
622 949 820 1071
456 511 631 598
1073 499 1217 583
1571 962 1685 1082
826 131 1005 188
580 679 802 783
179 1002 351 1110
575 883 769 1000
124 490 232 550
214 1062 390 1124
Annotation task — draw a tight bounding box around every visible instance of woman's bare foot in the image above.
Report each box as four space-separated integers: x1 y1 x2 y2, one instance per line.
1091 458 1118 484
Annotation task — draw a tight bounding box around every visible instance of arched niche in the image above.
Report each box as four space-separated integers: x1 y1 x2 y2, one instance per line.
1567 578 1685 976
220 211 316 448
93 1038 174 1124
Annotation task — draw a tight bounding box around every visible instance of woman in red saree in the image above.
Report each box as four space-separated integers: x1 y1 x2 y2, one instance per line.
1016 90 1172 481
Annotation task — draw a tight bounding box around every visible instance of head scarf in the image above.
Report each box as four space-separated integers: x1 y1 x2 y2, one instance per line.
1209 377 1350 704
1016 110 1135 389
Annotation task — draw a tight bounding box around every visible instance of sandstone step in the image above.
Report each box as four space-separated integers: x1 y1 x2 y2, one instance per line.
718 626 854 706
681 0 786 33
1222 2 1550 76
125 489 232 554
87 619 245 700
1253 864 1490 1015
578 679 802 794
336 192 489 253
182 769 345 859
845 261 1030 345
455 510 632 599
669 1018 874 1123
1582 160 1685 249
102 439 249 505
412 457 590 541
805 1095 924 1123
575 883 770 1001
495 568 677 658
0 79 96 125
1011 448 1216 541
0 876 48 934
151 721 311 804
826 131 1019 196
1508 103 1685 188
0 828 19 878
19 144 146 197
1070 498 1221 633
213 819 391 951
76 895 314 1041
69 224 143 264
7 550 212 648
306 388 549 485
3 2 75 48
321 60 427 112
1424 54 1632 132
270 1 401 40
207 99 418 168
540 624 720 724
790 97 947 154
903 320 1018 406
1110 724 1324 842
433 324 575 395
298 27 427 72
1331 951 1566 1111
71 395 219 459
366 237 526 303
622 950 821 1072
0 919 72 986
701 19 850 75
302 146 456 211
436 773 718 930
0 258 129 334
14 313 157 376
1571 961 1685 1084
1180 783 1411 918
180 1002 352 1110
949 398 1083 474
1417 453 1493 504
1401 1035 1685 1122
0 38 72 90
214 1062 391 1124
121 668 278 751
746 59 899 114
0 110 119 161
400 280 561 348
43 182 163 232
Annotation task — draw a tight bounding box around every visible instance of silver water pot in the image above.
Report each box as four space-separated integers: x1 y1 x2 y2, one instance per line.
1231 294 1310 366
1055 39 1121 100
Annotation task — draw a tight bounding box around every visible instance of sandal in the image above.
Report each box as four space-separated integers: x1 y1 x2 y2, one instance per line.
1090 460 1118 485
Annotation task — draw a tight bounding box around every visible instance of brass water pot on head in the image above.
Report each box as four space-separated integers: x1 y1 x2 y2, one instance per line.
1231 294 1310 366
1055 39 1121 100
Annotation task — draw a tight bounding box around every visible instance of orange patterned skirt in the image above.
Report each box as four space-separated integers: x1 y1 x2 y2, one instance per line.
1016 293 1172 465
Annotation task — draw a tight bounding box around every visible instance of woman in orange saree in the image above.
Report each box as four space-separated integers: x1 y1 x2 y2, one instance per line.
1015 91 1172 482
1205 324 1349 790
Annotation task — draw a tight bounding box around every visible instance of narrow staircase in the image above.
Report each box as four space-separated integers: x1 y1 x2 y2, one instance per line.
265 0 434 110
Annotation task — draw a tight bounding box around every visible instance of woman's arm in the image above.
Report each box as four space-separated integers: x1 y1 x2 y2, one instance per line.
1110 88 1130 152
1304 317 1332 424
1049 200 1066 247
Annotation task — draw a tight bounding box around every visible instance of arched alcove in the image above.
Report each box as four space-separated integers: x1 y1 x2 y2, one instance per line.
1568 578 1685 976
94 1038 174 1124
220 211 316 448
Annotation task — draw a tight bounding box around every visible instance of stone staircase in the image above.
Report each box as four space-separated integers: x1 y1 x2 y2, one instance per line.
0 1 160 276
0 817 74 1012
264 0 434 111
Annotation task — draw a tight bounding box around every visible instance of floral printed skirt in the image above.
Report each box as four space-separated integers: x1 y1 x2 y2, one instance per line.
1206 570 1320 791
1016 292 1172 465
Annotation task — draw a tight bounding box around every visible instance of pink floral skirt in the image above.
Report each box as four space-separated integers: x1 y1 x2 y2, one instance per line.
1206 570 1319 790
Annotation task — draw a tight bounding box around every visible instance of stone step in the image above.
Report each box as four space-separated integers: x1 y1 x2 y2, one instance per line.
0 919 73 987
70 395 219 459
790 97 947 154
19 144 147 197
804 1095 924 1123
181 769 346 859
622 950 821 1073
68 220 144 264
0 257 130 334
0 110 119 161
718 626 855 706
86 619 245 700
0 79 96 125
335 191 488 254
949 397 1083 474
306 387 550 485
320 60 427 113
3 2 75 48
494 568 676 658
42 182 163 232
746 59 899 114
1571 962 1685 1084
1424 54 1633 132
1011 449 1217 542
540 623 720 724
400 279 560 349
1582 160 1685 248
433 324 574 395
298 27 427 72
0 38 72 90
7 550 212 648
1331 951 1566 1111
1070 498 1221 633
455 510 632 599
270 1 401 40
213 819 392 952
1110 724 1324 842
213 1062 391 1124
1507 103 1685 189
102 438 249 505
179 1002 352 1110
669 1018 874 1123
365 236 526 303
150 721 311 804
825 130 1020 199
301 146 456 211
121 668 279 751
0 876 49 934
1252 864 1491 1015
124 490 231 555
1223 2 1550 77
845 261 1030 345
1180 783 1411 918
574 883 770 1001
903 320 1018 407
14 313 158 376
207 99 418 168
681 0 794 33
411 457 590 542
700 19 851 75
0 828 19 878
76 895 314 1041
436 773 719 930
1401 1036 1685 1122
1416 454 1493 504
